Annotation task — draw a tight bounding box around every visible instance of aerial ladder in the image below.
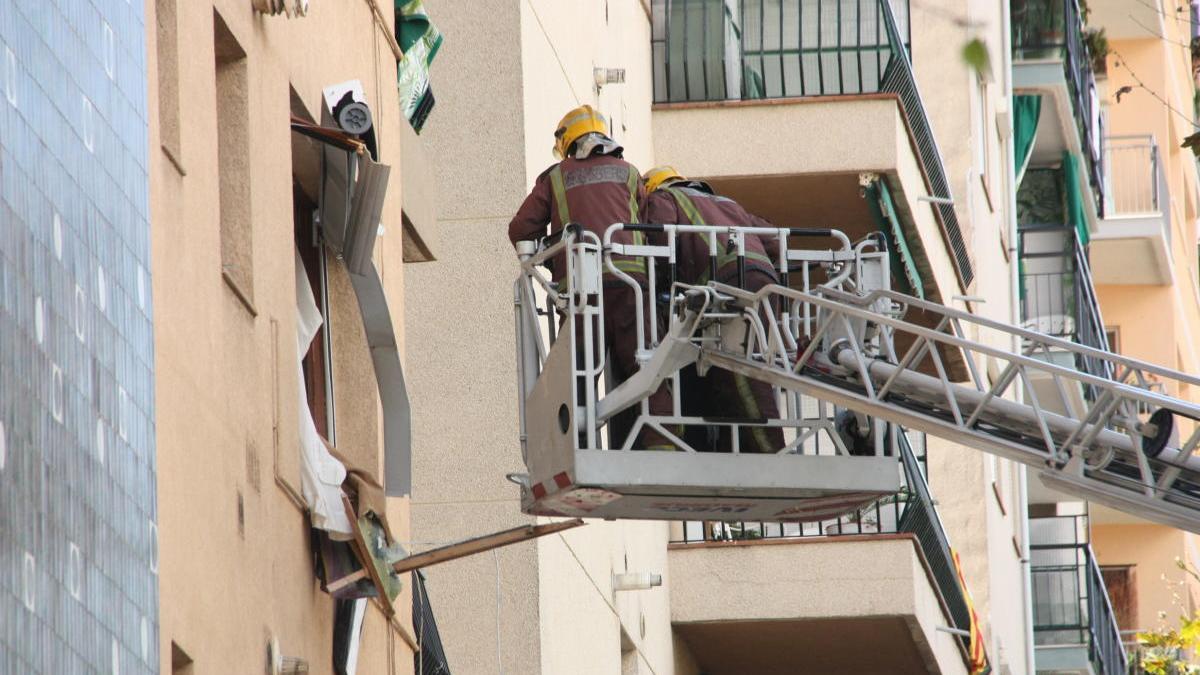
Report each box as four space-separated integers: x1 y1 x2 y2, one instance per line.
511 224 1200 533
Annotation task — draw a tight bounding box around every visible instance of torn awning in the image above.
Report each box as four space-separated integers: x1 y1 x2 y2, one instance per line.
864 177 925 300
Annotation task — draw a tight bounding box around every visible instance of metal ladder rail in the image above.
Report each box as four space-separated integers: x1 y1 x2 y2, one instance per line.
687 281 1200 529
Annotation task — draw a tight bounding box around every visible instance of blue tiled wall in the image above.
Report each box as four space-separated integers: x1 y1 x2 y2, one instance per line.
0 0 156 672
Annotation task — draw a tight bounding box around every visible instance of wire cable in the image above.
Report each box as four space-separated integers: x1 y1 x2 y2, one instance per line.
525 0 582 105
1111 48 1197 130
554 532 662 675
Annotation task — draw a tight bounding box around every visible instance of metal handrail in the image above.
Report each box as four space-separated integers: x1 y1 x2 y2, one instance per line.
1104 134 1161 217
1018 224 1111 391
1029 524 1128 675
650 0 973 288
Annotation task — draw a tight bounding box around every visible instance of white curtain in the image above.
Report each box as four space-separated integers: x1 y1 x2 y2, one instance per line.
295 249 353 538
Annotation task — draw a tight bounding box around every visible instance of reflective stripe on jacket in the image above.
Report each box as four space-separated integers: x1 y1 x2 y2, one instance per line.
644 186 781 285
508 153 647 281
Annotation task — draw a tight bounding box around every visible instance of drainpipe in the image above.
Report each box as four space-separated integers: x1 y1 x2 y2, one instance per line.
1000 1 1037 673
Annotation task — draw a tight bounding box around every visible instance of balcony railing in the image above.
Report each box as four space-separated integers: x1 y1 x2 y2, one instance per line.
1018 224 1112 390
651 0 974 288
1030 515 1128 675
671 426 974 650
1104 135 1161 217
1012 0 1106 217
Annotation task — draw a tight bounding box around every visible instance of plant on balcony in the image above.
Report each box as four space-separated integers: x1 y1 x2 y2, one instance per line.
1133 558 1200 675
1084 28 1109 76
1191 37 1200 77
1012 0 1065 58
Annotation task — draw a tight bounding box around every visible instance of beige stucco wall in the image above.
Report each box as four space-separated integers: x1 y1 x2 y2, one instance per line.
1092 523 1190 635
403 0 548 672
518 2 681 673
908 1 1028 670
149 0 413 672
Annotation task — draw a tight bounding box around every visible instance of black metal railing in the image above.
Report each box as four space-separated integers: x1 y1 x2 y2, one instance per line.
651 0 909 101
651 0 973 288
670 427 973 648
1012 0 1106 217
1030 516 1128 675
1018 224 1112 390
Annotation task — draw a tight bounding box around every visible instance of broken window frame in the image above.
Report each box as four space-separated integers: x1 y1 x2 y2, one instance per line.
290 95 412 497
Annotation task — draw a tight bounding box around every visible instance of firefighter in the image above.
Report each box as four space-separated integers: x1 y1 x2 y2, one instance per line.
641 165 785 454
508 106 676 450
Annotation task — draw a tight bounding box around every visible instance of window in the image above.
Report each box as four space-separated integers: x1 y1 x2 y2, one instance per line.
1100 565 1138 635
214 11 253 311
156 0 182 171
975 75 993 210
295 183 334 440
1105 326 1120 353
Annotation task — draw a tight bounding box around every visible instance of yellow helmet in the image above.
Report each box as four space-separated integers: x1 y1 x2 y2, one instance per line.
643 165 685 193
554 105 609 159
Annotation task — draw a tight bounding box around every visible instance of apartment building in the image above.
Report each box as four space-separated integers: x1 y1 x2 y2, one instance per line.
3 0 449 670
1 1 158 672
406 0 1038 673
144 0 449 671
1014 0 1200 670
1091 0 1200 654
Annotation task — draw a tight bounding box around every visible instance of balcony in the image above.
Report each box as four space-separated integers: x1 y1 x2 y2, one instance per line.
1090 135 1174 285
1018 224 1111 392
1012 0 1106 226
1030 516 1128 675
651 0 973 299
668 430 974 674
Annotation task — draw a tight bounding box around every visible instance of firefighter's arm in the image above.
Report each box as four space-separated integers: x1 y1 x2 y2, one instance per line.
508 171 553 246
749 211 783 262
642 193 678 226
641 194 680 248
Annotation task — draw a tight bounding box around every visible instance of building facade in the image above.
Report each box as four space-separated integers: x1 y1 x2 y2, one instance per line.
407 0 1036 673
146 0 429 672
1 1 158 673
7 0 1200 673
1089 0 1200 655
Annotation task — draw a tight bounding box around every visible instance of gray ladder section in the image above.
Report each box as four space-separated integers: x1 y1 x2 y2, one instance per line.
612 281 1200 533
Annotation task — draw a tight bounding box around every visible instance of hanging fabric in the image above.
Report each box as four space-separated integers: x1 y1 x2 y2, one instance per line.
395 0 443 133
1063 151 1090 246
294 249 354 538
1013 94 1042 187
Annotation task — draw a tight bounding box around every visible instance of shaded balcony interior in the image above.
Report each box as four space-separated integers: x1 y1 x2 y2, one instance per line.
669 427 977 674
650 0 973 293
1012 0 1105 225
1016 166 1111 407
650 0 976 380
1030 514 1128 675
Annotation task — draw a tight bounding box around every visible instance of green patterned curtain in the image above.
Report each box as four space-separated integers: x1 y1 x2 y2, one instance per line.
395 0 443 133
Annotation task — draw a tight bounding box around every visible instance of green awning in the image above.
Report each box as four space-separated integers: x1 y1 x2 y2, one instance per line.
1063 151 1089 246
1014 95 1042 187
865 178 925 300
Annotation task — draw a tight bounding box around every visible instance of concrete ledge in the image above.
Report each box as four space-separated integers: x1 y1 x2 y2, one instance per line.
670 535 968 674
